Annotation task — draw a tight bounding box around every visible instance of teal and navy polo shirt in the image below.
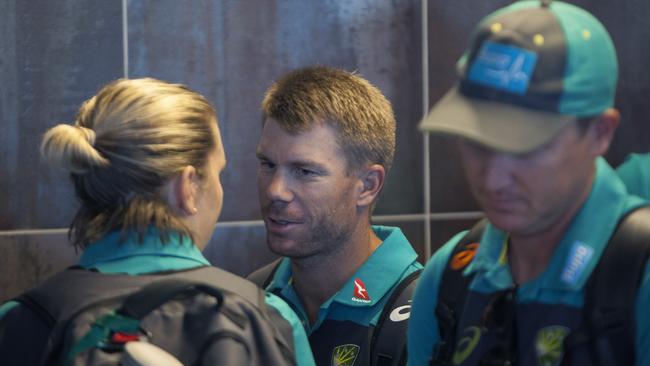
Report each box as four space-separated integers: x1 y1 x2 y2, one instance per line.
408 158 650 365
0 230 315 366
265 225 423 365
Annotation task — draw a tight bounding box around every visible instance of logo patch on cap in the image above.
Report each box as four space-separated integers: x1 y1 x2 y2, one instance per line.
352 278 371 303
468 41 538 95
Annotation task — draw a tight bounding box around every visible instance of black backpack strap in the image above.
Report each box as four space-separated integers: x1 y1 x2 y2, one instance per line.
118 278 225 319
13 292 57 330
433 219 487 365
370 269 422 366
563 206 650 366
247 258 284 289
175 266 267 310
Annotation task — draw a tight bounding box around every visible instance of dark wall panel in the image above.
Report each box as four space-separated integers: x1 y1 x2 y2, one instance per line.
426 0 512 214
430 218 483 254
128 0 423 221
0 0 123 230
203 224 274 277
0 232 78 302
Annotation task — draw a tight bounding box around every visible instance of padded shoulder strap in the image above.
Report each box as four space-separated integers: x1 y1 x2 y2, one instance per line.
247 258 283 289
370 269 422 366
175 266 267 309
16 266 267 327
565 206 650 366
14 291 57 330
433 219 487 365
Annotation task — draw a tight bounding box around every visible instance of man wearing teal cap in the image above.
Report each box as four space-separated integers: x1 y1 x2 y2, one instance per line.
408 1 650 365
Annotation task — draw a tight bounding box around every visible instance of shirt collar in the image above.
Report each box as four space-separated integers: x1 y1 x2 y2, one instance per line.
78 228 210 274
468 158 646 292
268 226 419 308
546 158 645 290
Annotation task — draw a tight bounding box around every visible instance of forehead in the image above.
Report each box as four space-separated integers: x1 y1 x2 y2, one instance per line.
210 119 226 162
461 121 581 153
257 118 344 161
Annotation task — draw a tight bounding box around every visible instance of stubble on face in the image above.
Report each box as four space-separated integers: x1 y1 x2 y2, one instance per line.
257 119 362 262
264 187 358 260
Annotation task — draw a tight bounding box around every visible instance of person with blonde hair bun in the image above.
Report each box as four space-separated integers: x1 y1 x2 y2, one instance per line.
0 78 314 366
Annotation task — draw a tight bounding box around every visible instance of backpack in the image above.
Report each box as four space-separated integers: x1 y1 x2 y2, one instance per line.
248 258 421 366
0 266 296 366
433 206 650 366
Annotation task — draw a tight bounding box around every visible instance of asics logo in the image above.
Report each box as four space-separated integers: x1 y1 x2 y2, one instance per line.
389 301 412 322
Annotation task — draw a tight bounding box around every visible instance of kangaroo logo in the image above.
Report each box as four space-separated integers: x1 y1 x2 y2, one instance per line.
351 278 371 303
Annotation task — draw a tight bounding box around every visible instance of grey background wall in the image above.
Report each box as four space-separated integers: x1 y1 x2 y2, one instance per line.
1 0 648 302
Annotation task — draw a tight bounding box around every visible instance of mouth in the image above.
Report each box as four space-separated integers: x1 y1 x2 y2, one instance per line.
481 196 522 212
265 216 303 232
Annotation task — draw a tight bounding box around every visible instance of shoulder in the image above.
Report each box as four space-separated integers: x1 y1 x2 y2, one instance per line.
0 301 19 321
264 293 315 366
617 153 650 199
407 231 467 366
617 153 650 174
419 230 468 294
247 258 283 288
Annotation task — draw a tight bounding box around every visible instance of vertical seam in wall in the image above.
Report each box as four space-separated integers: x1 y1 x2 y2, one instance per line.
122 0 129 78
422 0 431 260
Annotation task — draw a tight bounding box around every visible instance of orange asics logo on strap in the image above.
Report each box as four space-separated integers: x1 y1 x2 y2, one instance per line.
450 243 479 270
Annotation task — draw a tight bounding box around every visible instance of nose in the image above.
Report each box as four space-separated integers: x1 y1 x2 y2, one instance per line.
481 152 515 192
265 171 294 203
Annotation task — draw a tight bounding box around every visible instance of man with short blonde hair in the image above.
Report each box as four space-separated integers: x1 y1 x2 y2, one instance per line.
250 66 422 366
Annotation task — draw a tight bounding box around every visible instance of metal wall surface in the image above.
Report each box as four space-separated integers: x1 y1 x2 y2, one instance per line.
1 0 649 302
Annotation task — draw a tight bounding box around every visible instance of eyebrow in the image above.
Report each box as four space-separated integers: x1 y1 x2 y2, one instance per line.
290 159 327 171
255 152 328 171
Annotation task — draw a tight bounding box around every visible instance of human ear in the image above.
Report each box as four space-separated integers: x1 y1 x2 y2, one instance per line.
357 164 386 207
589 108 620 156
169 165 200 216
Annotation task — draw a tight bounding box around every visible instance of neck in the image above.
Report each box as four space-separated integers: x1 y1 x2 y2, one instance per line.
509 179 594 284
508 229 565 284
290 223 381 324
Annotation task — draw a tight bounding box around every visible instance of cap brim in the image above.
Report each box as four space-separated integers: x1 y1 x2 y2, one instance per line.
419 87 576 153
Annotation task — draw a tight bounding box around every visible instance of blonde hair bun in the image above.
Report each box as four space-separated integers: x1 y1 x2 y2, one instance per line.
41 124 108 174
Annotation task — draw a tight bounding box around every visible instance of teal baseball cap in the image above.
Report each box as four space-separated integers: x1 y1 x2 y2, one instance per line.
420 0 618 153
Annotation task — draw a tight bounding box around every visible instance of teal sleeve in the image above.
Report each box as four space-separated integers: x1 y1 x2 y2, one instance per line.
635 260 650 365
407 232 466 366
264 293 315 366
617 153 650 200
0 301 19 320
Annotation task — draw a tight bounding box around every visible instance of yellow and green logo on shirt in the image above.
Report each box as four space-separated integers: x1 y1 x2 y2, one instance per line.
331 344 360 366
